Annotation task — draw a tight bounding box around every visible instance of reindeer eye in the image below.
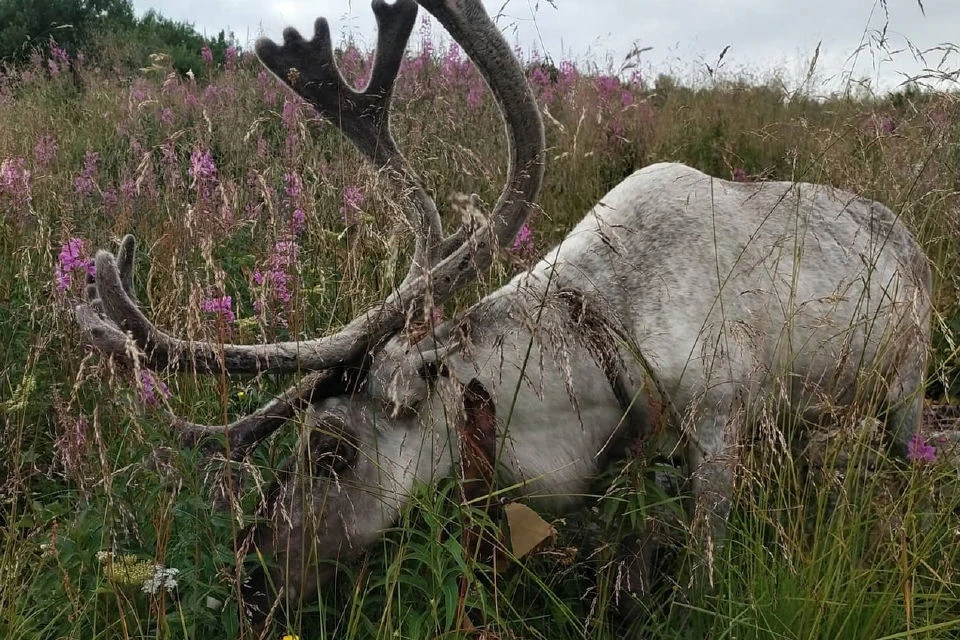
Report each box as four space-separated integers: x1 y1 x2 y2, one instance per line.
417 362 449 380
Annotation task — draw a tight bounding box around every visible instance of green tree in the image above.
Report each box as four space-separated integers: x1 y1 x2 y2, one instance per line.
0 0 134 63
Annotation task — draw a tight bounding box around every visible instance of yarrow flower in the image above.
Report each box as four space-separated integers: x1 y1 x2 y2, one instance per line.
55 238 95 292
200 295 235 324
142 565 180 595
907 432 936 464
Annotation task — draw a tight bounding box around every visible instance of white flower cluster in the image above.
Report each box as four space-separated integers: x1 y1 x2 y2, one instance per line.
141 565 180 595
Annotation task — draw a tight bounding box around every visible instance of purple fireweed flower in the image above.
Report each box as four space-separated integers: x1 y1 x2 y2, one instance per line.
281 99 299 130
120 179 137 201
50 44 70 65
0 157 31 204
157 107 174 126
511 222 535 255
291 208 306 235
139 369 171 406
73 150 99 196
284 133 300 158
201 46 213 64
731 168 748 183
466 83 484 110
188 149 217 181
55 238 95 292
225 46 238 71
284 172 302 199
253 239 301 313
200 295 235 324
102 186 118 215
340 186 365 225
907 432 936 463
33 134 58 167
596 75 620 104
558 61 578 93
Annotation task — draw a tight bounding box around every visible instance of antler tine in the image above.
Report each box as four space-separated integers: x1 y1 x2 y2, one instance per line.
256 0 442 280
409 0 545 293
75 235 376 374
175 367 359 460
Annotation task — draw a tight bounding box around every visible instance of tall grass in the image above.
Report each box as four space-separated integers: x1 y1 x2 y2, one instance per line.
1 21 959 640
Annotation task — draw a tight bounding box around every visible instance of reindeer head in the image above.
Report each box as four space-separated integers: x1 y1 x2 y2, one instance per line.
74 0 544 623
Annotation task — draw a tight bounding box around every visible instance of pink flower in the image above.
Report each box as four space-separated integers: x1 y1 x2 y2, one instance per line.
225 46 238 71
0 156 31 204
139 369 171 406
340 186 365 225
200 295 235 324
72 150 99 196
55 237 95 292
907 432 936 464
731 168 748 182
33 134 58 167
291 208 306 235
511 222 535 255
201 46 213 64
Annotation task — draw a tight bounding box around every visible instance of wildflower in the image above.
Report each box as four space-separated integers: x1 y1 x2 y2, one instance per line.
72 150 99 196
281 99 299 130
201 45 213 64
188 149 220 203
511 222 534 256
596 75 620 103
139 369 171 406
466 83 484 110
252 239 301 318
55 238 95 292
157 107 174 126
907 432 936 463
50 44 70 66
284 172 302 199
33 134 58 167
142 565 180 595
188 149 217 182
731 168 748 182
225 46 238 71
291 208 306 235
97 552 155 587
200 295 235 324
0 156 31 204
340 185 365 225
557 61 578 95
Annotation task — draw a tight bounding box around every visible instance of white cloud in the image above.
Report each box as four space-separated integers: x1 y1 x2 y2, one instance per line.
130 0 960 93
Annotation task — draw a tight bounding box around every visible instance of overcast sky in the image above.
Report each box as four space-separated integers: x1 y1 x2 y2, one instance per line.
129 0 959 94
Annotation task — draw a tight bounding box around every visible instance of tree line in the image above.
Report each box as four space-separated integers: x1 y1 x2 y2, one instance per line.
0 0 237 75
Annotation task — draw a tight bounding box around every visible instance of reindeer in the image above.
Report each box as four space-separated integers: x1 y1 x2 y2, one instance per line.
75 0 931 624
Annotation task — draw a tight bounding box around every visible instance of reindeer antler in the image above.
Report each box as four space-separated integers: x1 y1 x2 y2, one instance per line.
75 0 545 454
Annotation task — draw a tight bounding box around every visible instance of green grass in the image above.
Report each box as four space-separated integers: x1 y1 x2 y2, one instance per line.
1 29 959 640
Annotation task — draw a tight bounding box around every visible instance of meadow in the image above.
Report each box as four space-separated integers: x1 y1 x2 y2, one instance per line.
1 19 960 640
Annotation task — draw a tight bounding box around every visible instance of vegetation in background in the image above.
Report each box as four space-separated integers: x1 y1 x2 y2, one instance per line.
0 0 236 76
1 13 959 640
